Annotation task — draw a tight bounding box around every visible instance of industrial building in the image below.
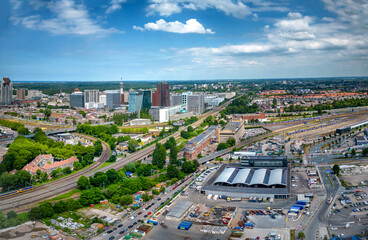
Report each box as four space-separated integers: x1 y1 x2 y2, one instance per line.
201 156 290 199
336 120 368 134
166 200 193 221
218 119 245 143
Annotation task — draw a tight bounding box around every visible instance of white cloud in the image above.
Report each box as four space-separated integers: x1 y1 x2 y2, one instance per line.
11 0 121 35
322 0 368 31
106 0 127 14
134 19 214 34
146 0 252 18
9 0 22 10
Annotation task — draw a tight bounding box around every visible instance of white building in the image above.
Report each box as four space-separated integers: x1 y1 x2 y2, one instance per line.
149 104 187 123
85 102 104 109
99 93 106 106
204 96 225 108
84 90 99 104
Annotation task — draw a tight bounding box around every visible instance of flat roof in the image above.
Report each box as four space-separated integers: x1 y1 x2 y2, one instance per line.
166 200 193 219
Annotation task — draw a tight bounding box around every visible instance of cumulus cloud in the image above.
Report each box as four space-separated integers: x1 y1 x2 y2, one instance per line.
106 0 127 14
134 19 214 34
11 0 121 35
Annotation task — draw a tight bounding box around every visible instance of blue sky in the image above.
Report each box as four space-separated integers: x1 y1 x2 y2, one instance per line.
0 0 367 81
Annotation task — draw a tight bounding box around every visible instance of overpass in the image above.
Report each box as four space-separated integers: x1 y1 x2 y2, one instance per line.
24 127 77 138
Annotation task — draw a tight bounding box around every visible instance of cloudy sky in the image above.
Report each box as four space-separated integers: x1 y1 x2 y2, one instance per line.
0 0 367 81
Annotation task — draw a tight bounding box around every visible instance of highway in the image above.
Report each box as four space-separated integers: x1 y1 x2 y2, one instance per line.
0 98 234 213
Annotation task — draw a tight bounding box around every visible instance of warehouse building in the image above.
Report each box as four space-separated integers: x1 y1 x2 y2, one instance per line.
166 200 193 221
201 156 290 199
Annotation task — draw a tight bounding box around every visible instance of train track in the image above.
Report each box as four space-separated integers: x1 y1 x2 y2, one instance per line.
0 98 233 212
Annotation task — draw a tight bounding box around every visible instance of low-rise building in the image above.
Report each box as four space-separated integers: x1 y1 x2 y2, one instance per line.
218 119 245 143
130 118 151 126
22 154 78 175
184 126 218 160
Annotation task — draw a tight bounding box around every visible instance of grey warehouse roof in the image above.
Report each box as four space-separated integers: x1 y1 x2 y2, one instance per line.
166 200 193 220
214 167 286 187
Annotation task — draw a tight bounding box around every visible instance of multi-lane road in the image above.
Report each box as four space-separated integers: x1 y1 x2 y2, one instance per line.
0 98 234 212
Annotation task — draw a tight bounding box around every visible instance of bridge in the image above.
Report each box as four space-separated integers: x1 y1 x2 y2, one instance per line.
24 127 77 138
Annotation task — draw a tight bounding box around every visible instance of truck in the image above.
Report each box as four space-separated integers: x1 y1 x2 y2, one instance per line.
231 198 241 202
207 194 212 200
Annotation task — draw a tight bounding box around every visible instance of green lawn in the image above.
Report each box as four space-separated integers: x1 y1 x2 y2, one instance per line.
48 189 81 202
97 162 113 170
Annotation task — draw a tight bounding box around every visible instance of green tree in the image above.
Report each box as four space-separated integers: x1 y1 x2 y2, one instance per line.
28 207 42 220
226 137 236 147
298 231 305 239
7 210 17 219
128 139 138 152
217 143 228 151
187 126 194 132
77 176 90 190
34 130 48 143
152 143 166 169
120 195 133 205
351 149 356 156
108 155 117 162
53 200 67 213
363 148 368 156
38 202 54 218
169 144 178 165
332 164 340 176
166 165 179 179
106 169 119 184
142 193 150 202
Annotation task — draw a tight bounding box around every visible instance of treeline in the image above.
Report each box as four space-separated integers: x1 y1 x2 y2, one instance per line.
120 128 149 134
0 211 29 230
29 158 199 220
285 97 368 113
0 119 30 135
222 95 259 114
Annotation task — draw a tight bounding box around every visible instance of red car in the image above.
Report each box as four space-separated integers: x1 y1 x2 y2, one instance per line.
138 212 142 215
147 212 152 216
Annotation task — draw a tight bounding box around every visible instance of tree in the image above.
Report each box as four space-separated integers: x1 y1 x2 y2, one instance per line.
332 164 340 176
351 149 356 156
169 144 178 165
53 200 67 213
217 143 228 151
108 155 117 162
28 207 42 220
38 202 54 218
128 139 138 152
166 165 179 179
106 169 119 184
120 195 133 205
180 130 191 139
79 188 104 206
363 148 368 156
94 140 103 157
7 210 17 219
182 161 196 173
187 126 194 132
14 170 31 188
142 193 150 202
152 143 166 169
34 130 47 143
298 231 305 239
226 137 236 147
63 167 72 175
77 176 90 190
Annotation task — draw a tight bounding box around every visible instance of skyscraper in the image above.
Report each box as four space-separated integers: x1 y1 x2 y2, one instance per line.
106 90 121 109
1 77 13 105
152 81 170 107
141 90 152 110
70 88 84 108
129 91 143 113
187 94 204 115
120 81 124 104
84 90 99 104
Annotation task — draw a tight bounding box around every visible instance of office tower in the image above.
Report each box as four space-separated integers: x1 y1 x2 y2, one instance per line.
99 93 106 105
152 81 170 107
105 90 121 109
182 91 192 106
187 94 204 115
1 77 13 105
69 88 84 108
84 90 99 104
141 90 152 110
171 95 182 106
16 89 26 100
129 91 143 113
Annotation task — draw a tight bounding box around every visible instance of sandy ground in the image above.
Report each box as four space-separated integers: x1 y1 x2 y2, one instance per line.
0 221 77 240
341 174 368 186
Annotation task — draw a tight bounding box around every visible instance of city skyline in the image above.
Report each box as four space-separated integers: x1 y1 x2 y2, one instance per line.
0 0 367 81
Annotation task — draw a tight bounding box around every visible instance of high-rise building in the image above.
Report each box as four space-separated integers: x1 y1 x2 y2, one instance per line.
106 90 121 109
84 90 99 104
99 93 106 105
1 77 13 105
171 95 182 107
182 91 192 106
16 89 26 100
27 90 43 100
141 90 152 110
187 94 204 115
152 81 170 107
69 88 84 108
129 91 143 113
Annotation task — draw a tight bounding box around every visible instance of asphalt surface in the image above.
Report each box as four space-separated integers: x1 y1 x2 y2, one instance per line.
96 174 197 240
304 166 340 240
